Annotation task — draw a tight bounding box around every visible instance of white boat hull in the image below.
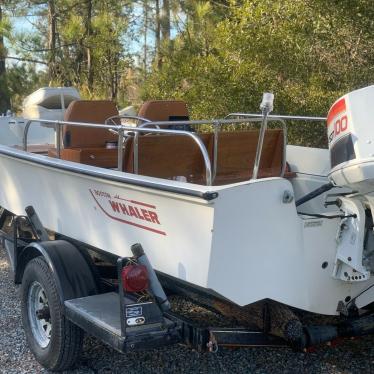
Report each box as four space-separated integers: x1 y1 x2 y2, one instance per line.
0 145 373 315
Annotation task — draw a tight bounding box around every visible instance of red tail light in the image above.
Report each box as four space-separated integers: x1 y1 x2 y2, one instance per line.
121 264 149 293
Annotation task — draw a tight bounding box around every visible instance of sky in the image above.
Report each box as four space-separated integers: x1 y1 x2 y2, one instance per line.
6 15 37 66
6 4 180 69
6 5 160 68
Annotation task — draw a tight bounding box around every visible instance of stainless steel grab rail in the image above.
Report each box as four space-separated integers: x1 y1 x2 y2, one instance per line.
22 112 320 186
23 119 115 160
138 117 264 127
224 114 289 180
129 127 213 185
22 119 213 186
225 113 327 121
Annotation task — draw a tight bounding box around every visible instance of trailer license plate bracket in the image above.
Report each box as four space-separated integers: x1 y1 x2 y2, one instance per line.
124 301 163 327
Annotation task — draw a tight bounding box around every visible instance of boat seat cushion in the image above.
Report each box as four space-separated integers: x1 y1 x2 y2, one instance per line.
123 133 213 184
63 100 118 148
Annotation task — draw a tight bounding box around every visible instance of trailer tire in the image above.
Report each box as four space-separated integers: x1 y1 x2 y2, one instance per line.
21 256 83 371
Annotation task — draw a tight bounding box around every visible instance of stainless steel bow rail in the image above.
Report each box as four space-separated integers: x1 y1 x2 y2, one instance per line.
22 113 326 186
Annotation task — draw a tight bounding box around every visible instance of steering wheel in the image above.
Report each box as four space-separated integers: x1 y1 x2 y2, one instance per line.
105 115 159 138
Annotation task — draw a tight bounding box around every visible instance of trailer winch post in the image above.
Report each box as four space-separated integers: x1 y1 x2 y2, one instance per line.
131 243 171 312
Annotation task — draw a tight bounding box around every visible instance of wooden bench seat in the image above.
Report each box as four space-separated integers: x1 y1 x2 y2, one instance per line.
213 129 284 185
122 129 290 185
123 133 213 184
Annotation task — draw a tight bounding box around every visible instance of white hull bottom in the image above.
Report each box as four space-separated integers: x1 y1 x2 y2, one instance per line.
0 146 373 315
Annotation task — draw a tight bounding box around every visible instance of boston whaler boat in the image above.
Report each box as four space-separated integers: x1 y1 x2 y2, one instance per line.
1 86 374 371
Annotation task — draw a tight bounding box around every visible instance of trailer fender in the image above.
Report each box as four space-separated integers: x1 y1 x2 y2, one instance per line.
16 240 98 304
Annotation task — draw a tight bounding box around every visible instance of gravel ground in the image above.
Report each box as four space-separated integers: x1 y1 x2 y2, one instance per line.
1 247 374 374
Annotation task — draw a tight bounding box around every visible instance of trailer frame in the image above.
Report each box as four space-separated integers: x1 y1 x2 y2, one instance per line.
2 205 374 371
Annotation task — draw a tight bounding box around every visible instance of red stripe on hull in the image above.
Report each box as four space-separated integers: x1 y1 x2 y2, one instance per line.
114 196 156 209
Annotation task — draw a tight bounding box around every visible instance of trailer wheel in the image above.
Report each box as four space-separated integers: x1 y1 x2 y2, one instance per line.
21 256 83 371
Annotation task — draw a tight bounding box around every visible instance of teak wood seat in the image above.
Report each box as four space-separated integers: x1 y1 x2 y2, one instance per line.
213 129 285 185
123 133 213 184
48 100 119 168
137 100 192 131
122 129 291 185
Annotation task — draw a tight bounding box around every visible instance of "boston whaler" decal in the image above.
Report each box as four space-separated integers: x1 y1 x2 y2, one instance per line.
89 189 166 236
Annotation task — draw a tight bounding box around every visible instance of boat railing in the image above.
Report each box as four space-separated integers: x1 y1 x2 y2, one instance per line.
137 116 289 182
225 113 326 121
22 118 213 185
223 113 326 181
22 114 326 186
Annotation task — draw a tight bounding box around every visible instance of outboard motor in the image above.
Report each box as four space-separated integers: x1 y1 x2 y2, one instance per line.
327 86 374 283
328 85 374 192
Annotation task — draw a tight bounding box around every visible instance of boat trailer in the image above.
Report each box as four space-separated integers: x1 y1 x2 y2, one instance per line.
1 206 374 360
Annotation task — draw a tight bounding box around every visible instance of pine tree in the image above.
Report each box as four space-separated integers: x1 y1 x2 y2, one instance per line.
0 3 11 112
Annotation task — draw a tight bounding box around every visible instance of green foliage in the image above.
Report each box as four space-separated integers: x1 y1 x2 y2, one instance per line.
7 64 48 112
4 0 133 105
47 0 132 101
142 0 374 147
0 16 11 38
3 0 374 148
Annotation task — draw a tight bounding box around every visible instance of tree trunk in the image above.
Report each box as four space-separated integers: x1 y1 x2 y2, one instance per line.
161 0 170 42
0 5 10 113
47 0 57 83
143 0 148 77
159 0 171 66
111 52 119 101
86 0 94 92
155 0 161 68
